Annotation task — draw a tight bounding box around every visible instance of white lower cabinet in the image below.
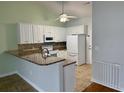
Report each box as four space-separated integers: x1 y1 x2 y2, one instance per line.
63 63 76 92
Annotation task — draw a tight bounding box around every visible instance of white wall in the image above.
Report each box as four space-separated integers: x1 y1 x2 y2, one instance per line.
0 53 17 76
92 1 124 91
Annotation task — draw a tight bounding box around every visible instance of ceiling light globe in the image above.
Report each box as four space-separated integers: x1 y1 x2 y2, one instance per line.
60 17 67 23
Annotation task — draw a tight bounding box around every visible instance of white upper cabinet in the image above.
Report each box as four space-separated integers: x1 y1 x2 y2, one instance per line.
17 23 33 44
54 27 66 42
33 25 44 43
66 25 87 35
44 25 66 42
44 25 55 37
17 23 82 44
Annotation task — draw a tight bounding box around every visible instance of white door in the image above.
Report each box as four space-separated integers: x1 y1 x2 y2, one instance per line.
86 24 92 64
86 33 92 64
67 35 78 53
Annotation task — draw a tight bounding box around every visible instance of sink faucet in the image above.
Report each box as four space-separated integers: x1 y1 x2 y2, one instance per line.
40 48 49 59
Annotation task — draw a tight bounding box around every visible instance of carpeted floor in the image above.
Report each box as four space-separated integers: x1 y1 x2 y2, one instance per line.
75 64 92 92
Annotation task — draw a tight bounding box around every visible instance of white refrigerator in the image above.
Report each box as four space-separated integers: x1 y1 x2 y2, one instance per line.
67 34 86 65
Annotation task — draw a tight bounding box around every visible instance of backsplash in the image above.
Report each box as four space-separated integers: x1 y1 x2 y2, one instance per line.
53 42 66 50
18 42 66 55
18 43 41 55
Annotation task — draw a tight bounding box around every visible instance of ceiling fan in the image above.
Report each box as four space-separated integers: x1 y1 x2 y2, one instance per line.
56 1 77 23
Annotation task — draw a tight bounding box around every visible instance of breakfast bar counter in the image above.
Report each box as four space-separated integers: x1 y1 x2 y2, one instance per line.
5 50 76 92
6 50 76 66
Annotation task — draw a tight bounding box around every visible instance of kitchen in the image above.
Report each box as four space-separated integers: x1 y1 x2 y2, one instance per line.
0 1 92 92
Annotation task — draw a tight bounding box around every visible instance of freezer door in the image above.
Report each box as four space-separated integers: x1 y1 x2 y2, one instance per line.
67 35 78 53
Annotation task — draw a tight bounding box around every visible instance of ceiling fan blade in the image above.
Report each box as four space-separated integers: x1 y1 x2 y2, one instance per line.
66 16 77 19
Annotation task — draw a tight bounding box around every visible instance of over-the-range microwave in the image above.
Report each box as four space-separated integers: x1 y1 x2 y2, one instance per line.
44 35 54 42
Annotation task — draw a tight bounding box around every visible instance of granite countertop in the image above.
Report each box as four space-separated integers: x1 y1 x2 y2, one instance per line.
21 53 65 65
6 50 76 66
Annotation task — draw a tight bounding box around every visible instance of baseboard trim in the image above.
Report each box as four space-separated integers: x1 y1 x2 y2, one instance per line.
17 72 44 92
92 78 122 92
0 71 17 78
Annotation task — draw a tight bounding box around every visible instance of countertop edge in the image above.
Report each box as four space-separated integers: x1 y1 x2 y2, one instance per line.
63 61 76 67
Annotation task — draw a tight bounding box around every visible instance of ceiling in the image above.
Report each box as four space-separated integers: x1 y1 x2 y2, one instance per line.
38 1 92 18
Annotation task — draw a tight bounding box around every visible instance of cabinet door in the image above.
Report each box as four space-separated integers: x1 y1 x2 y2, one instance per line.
17 24 26 44
66 27 73 35
18 23 33 44
58 27 66 42
33 25 44 43
66 25 85 35
44 25 53 36
54 27 60 42
44 25 55 41
54 27 66 42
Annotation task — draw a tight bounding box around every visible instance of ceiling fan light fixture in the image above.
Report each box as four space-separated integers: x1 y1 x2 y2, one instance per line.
56 1 77 23
60 17 67 23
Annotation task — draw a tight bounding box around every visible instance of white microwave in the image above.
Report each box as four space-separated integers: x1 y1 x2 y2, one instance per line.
44 35 54 42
